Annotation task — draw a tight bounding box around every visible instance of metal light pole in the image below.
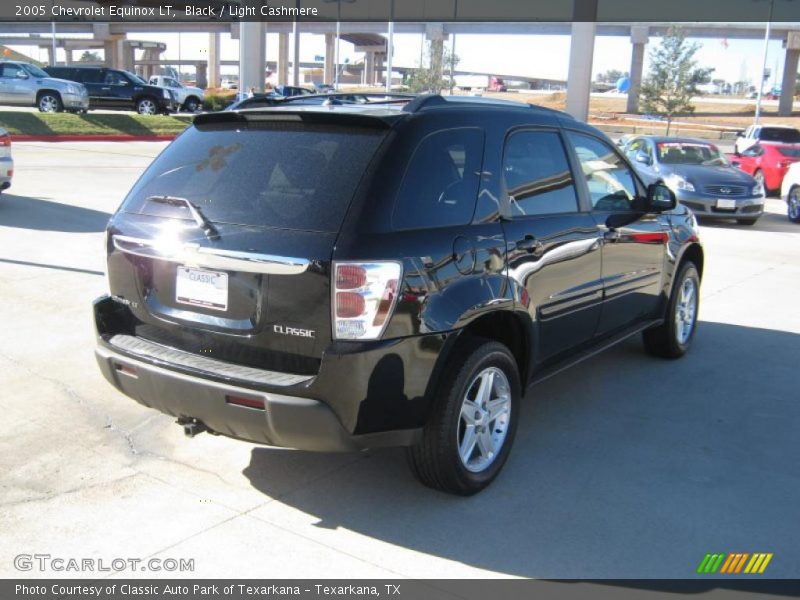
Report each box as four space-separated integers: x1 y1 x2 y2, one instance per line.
335 20 340 89
50 21 57 65
755 0 775 125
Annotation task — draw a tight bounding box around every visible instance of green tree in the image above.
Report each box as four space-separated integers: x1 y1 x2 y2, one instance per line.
78 51 102 63
640 29 704 134
405 42 459 94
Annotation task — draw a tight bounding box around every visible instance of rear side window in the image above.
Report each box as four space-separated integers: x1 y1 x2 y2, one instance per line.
73 69 104 84
760 127 800 143
0 64 25 78
392 128 484 230
121 122 385 233
502 130 578 217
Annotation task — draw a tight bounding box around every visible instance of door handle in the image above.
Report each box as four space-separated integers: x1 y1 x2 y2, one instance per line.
516 235 543 254
604 229 621 242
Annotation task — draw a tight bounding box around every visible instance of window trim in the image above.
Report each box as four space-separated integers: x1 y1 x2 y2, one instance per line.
390 126 486 231
499 125 584 220
563 128 648 214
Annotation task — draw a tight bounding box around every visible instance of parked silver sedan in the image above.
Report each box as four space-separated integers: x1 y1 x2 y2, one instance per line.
0 61 89 113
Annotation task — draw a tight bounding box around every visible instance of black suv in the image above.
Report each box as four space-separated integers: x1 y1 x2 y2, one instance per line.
93 95 703 495
44 66 177 115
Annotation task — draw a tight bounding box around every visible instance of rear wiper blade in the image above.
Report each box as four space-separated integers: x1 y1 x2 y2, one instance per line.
146 195 220 241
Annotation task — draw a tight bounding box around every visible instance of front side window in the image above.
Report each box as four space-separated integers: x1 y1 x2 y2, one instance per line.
502 130 578 217
567 131 639 211
392 128 484 230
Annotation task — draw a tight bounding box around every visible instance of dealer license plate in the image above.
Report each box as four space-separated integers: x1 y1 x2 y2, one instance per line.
175 267 228 311
716 199 737 210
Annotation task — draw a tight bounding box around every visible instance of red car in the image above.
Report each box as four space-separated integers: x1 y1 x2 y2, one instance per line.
730 143 800 195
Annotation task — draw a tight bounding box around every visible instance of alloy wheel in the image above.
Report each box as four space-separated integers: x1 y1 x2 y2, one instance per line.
789 190 800 221
457 366 512 473
675 277 698 345
138 99 156 115
39 95 58 113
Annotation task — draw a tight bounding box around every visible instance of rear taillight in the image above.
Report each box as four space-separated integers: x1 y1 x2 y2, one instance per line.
333 262 402 340
0 134 10 147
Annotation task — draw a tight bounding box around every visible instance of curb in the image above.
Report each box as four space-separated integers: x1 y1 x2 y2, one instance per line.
10 134 178 142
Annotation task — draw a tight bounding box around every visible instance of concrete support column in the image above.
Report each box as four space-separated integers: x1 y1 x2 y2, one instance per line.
364 51 375 85
239 20 266 94
565 22 596 121
779 42 800 116
324 33 335 84
46 47 54 66
626 25 648 114
375 54 384 86
426 23 445 92
278 32 289 85
196 63 208 89
292 23 300 86
208 32 220 88
122 42 135 73
65 49 73 65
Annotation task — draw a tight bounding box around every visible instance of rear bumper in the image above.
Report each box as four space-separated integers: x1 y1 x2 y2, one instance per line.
93 295 445 451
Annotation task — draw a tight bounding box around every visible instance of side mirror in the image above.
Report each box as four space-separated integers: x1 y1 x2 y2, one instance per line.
736 130 746 138
634 151 652 165
646 183 676 212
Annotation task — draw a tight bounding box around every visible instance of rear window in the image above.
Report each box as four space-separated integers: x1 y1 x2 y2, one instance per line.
777 146 800 158
121 123 385 232
760 128 800 143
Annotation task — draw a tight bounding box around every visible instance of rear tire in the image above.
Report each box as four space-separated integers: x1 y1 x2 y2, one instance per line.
136 97 158 115
788 187 800 223
643 262 700 359
407 339 521 495
183 96 200 112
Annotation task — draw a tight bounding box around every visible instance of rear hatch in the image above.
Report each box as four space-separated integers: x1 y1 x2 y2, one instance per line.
105 112 390 376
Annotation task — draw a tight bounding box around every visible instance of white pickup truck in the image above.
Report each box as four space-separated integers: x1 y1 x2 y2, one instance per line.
148 75 204 112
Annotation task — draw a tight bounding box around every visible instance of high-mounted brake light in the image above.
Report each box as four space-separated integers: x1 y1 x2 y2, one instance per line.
333 262 402 340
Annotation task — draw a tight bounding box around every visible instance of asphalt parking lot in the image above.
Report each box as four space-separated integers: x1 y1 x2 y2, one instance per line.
1 141 798 580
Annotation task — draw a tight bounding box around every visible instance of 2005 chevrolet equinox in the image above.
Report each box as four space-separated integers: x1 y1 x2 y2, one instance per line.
94 94 703 495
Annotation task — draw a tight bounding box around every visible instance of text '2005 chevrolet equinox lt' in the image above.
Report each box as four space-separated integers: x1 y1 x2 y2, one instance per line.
94 95 703 495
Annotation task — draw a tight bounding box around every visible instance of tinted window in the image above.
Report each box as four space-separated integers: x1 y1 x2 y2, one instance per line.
656 141 727 166
392 128 484 230
502 130 578 217
121 123 386 232
777 146 800 158
0 63 25 78
759 127 800 143
105 71 129 86
74 69 104 84
741 145 764 158
567 131 639 211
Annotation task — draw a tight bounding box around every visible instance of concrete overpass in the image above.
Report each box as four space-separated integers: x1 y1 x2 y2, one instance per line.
3 21 800 116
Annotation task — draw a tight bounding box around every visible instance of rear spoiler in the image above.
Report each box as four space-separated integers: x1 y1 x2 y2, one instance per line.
193 109 398 130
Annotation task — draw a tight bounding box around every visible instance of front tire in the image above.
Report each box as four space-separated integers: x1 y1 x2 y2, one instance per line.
183 97 200 112
643 262 700 359
407 339 521 495
753 169 769 196
788 187 800 223
37 92 63 113
136 97 158 115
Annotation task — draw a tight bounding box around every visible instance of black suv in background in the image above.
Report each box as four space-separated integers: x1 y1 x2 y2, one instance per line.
93 95 703 495
44 66 177 115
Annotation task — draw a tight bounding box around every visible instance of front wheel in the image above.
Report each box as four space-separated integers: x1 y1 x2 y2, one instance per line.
643 262 700 359
183 97 200 112
788 187 800 223
38 92 63 113
136 97 158 115
407 339 521 495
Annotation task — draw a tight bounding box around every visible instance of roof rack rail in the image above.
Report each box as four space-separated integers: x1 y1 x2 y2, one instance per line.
401 93 574 118
280 92 416 104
